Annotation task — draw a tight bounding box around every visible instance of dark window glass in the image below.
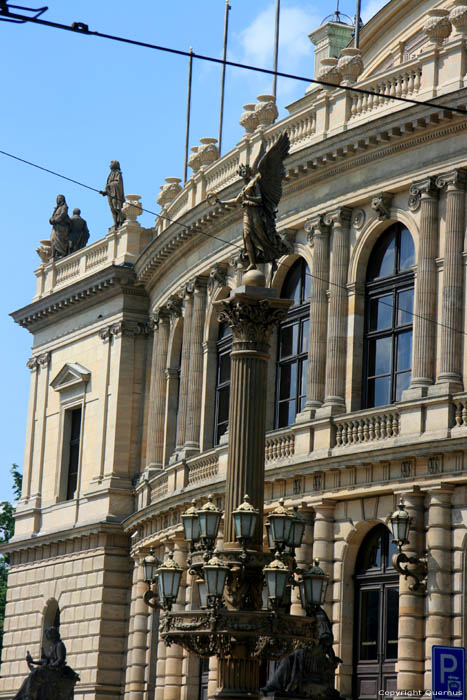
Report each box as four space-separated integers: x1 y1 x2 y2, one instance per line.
276 259 311 428
66 407 82 501
385 587 399 659
364 224 415 408
214 323 232 444
359 590 380 660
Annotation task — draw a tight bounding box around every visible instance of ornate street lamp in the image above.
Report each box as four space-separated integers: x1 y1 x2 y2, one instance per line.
232 494 259 553
263 553 290 610
286 506 306 550
388 499 427 592
268 498 293 552
299 559 329 613
143 550 162 609
181 499 200 546
197 495 222 551
156 552 184 611
203 552 230 609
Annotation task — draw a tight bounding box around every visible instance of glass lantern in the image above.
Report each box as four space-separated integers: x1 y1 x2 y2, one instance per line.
299 559 329 612
197 495 222 549
268 498 293 551
233 494 259 543
263 553 290 610
156 552 183 610
389 499 411 546
203 552 229 605
182 499 200 544
286 506 306 549
143 549 159 584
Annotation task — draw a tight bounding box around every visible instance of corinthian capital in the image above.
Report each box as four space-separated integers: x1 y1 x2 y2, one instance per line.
323 206 353 228
215 296 291 354
304 215 330 245
151 305 171 330
436 168 467 191
408 176 438 211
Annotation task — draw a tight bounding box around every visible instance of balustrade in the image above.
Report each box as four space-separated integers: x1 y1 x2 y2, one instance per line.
335 411 400 446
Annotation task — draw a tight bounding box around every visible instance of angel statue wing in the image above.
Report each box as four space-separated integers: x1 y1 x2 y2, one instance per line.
256 131 290 231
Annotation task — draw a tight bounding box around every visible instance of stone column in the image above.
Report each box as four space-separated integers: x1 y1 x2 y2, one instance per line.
184 277 208 452
290 511 314 616
406 177 439 396
146 307 171 471
424 486 453 689
175 285 194 452
124 556 150 700
312 501 336 612
321 207 352 413
435 169 467 392
395 490 425 693
163 538 188 700
298 215 330 419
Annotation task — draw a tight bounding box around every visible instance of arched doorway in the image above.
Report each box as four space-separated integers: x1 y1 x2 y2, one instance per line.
353 524 399 699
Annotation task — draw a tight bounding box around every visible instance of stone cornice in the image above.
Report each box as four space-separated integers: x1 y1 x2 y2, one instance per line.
11 265 145 333
1 520 126 556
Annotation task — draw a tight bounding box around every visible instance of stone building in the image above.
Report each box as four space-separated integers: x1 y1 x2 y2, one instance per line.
3 0 467 698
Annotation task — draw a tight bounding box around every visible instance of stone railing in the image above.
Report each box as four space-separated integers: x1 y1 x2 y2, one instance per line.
152 473 169 501
204 150 241 195
453 396 467 428
265 431 295 463
349 58 423 121
187 452 219 485
335 409 400 447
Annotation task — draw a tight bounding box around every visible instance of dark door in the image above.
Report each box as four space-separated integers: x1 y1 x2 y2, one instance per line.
353 525 399 699
199 657 210 700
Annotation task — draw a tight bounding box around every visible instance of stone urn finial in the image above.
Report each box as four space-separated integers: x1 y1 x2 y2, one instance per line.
449 0 467 36
157 178 183 207
423 8 452 45
337 48 363 86
188 146 201 174
239 103 259 134
122 194 143 224
318 57 342 86
255 94 278 128
198 137 219 167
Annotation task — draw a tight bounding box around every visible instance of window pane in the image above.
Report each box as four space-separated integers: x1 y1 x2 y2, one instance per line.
397 289 414 326
282 261 301 304
369 295 393 330
399 227 415 270
385 588 399 659
359 533 382 570
369 337 392 375
395 371 411 401
396 332 412 371
303 267 312 301
359 589 380 661
280 324 298 358
368 376 391 407
219 352 231 384
300 358 308 398
217 387 230 423
301 319 310 353
279 362 297 400
278 400 295 428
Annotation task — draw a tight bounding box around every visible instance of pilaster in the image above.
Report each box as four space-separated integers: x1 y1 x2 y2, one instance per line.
146 307 171 472
175 285 194 452
184 277 208 454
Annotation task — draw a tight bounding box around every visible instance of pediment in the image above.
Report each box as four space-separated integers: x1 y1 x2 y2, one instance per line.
51 363 91 392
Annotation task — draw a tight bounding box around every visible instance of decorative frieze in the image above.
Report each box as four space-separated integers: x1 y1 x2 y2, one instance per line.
352 209 366 231
401 460 414 478
371 191 393 220
99 320 150 340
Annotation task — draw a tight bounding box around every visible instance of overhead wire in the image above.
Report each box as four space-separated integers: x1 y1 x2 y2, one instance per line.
1 146 467 339
0 4 467 116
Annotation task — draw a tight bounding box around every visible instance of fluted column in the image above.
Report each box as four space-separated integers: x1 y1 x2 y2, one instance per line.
290 511 313 615
146 307 171 470
407 177 439 395
175 285 194 451
321 207 352 412
124 556 150 700
184 277 208 452
215 286 292 547
299 216 330 418
312 500 336 611
163 538 188 700
424 486 453 690
435 169 467 392
396 490 425 693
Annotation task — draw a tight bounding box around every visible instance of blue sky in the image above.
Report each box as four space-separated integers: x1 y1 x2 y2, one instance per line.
0 0 385 503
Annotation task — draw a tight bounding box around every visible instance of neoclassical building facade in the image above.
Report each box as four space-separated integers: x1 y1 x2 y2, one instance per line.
3 0 467 698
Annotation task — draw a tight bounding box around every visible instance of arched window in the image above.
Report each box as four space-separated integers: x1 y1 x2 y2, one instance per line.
364 224 415 408
353 525 399 699
214 323 232 445
276 259 311 428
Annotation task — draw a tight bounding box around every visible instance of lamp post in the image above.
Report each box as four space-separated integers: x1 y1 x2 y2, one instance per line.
389 499 427 592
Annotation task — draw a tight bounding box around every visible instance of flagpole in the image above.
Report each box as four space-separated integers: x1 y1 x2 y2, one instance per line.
272 0 280 99
184 47 194 184
354 0 362 48
218 0 231 157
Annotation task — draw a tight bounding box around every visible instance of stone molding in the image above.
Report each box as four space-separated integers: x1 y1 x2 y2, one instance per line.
408 176 439 211
151 305 171 329
371 191 393 220
99 320 150 341
436 167 467 190
166 295 183 324
207 263 228 296
324 206 353 228
352 209 366 230
304 214 330 245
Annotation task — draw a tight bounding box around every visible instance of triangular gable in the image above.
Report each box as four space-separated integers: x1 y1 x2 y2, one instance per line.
50 362 91 392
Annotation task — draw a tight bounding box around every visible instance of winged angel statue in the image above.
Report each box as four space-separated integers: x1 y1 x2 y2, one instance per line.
207 132 290 271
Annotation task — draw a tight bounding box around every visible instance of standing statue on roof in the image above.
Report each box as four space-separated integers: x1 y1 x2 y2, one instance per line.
100 160 125 228
207 132 290 271
49 194 71 259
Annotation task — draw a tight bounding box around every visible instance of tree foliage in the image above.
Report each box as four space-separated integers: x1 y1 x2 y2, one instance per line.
0 465 22 662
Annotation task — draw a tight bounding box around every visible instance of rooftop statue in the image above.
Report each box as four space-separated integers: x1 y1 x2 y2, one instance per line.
69 208 90 254
208 132 290 271
100 160 125 229
49 194 71 260
13 626 80 700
